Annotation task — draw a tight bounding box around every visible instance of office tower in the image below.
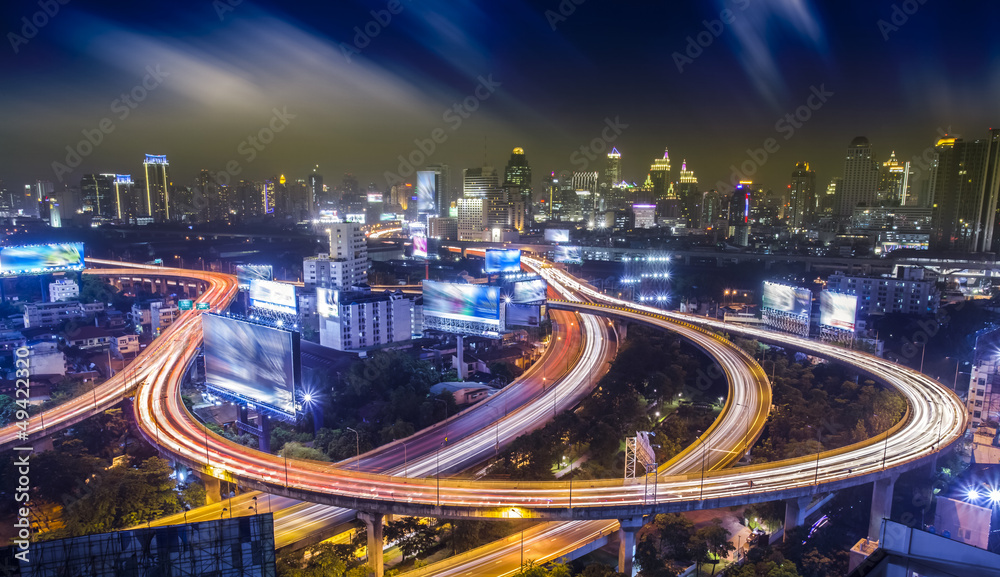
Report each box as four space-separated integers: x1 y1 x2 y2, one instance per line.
819 177 840 215
463 166 506 227
836 137 879 217
457 197 488 241
313 222 369 287
544 172 559 220
728 185 751 246
605 147 622 188
648 148 671 200
700 189 723 230
262 180 276 215
81 174 115 217
112 175 133 221
142 154 170 220
341 173 361 212
572 171 599 225
788 162 816 230
504 148 532 230
425 163 450 217
878 151 913 206
308 171 323 214
678 159 699 228
930 129 1000 252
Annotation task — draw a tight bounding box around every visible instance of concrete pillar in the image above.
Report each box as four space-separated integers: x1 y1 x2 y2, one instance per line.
456 335 466 380
617 516 644 576
259 415 271 453
618 321 628 341
357 512 384 577
201 474 222 504
869 476 897 543
783 496 811 541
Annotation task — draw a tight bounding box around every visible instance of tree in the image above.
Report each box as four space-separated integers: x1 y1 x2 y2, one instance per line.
280 441 330 461
0 394 17 426
689 519 734 573
180 481 207 509
383 517 438 564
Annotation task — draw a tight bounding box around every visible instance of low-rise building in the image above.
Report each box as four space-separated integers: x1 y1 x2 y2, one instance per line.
49 279 80 301
825 267 939 317
27 340 66 376
23 301 105 328
65 326 112 350
0 331 26 356
318 289 412 352
111 331 140 357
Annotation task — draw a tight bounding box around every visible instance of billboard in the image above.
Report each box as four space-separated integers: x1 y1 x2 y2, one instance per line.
249 279 297 315
505 303 542 327
508 278 548 304
422 280 501 325
236 265 273 291
178 299 193 311
484 249 521 273
316 287 339 319
761 282 811 318
554 245 582 264
203 314 300 416
412 234 428 259
545 228 570 243
416 171 436 212
0 243 84 276
819 290 858 332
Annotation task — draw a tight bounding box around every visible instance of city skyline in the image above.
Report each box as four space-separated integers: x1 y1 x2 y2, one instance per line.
1 1 998 192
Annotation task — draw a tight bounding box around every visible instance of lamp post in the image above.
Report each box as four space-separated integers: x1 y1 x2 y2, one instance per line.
510 508 524 570
487 406 500 457
346 427 360 471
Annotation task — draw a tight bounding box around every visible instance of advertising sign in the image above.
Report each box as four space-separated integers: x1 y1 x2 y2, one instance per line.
249 279 297 315
819 290 858 332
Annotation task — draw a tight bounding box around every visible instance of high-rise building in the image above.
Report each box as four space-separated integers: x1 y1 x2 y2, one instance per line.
81 174 115 218
457 197 487 241
307 171 323 214
930 129 1000 252
648 148 671 200
112 175 133 221
305 222 369 289
463 166 506 227
878 151 913 206
836 137 879 217
572 171 599 225
503 148 532 230
788 162 816 230
605 147 622 189
425 163 450 216
142 154 170 220
728 185 752 246
678 159 699 229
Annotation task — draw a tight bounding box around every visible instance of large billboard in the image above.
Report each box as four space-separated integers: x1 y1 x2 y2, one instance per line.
545 229 570 243
422 280 500 325
236 264 273 291
820 290 858 332
249 279 297 315
416 171 436 213
505 303 542 327
316 287 339 319
761 282 811 318
0 243 84 276
412 234 428 259
554 245 582 264
203 314 300 417
484 249 521 273
507 278 548 304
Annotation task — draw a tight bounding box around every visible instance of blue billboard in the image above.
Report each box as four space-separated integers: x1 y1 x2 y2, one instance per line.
554 245 582 265
484 249 521 273
422 281 500 325
507 278 547 304
0 243 85 276
416 171 436 213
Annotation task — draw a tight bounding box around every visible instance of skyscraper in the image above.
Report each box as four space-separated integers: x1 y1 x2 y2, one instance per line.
308 171 323 215
142 154 170 220
648 148 671 200
605 148 622 188
678 159 699 228
463 166 506 228
930 130 1000 252
835 137 879 217
81 174 115 218
728 185 751 246
572 171 599 224
425 163 450 217
503 148 532 230
878 151 913 206
788 162 816 230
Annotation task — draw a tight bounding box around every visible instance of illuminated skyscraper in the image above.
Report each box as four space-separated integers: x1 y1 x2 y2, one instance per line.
142 154 170 220
425 163 450 217
678 159 699 228
878 151 913 205
836 137 879 217
503 148 532 230
788 162 816 230
308 171 323 215
463 166 506 228
930 129 1000 252
605 148 622 188
81 174 114 218
728 184 751 246
648 148 671 200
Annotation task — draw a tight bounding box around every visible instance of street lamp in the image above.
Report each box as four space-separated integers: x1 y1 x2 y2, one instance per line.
345 427 360 471
510 508 525 570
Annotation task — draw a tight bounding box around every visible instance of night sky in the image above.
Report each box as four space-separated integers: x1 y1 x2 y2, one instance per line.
2 0 998 194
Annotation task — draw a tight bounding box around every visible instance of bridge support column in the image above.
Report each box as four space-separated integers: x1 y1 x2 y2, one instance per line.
259 415 271 453
358 512 384 577
617 516 643 576
783 496 811 541
869 475 897 543
200 474 222 505
617 321 628 341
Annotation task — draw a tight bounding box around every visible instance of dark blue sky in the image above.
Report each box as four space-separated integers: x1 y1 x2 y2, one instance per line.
1 0 997 194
